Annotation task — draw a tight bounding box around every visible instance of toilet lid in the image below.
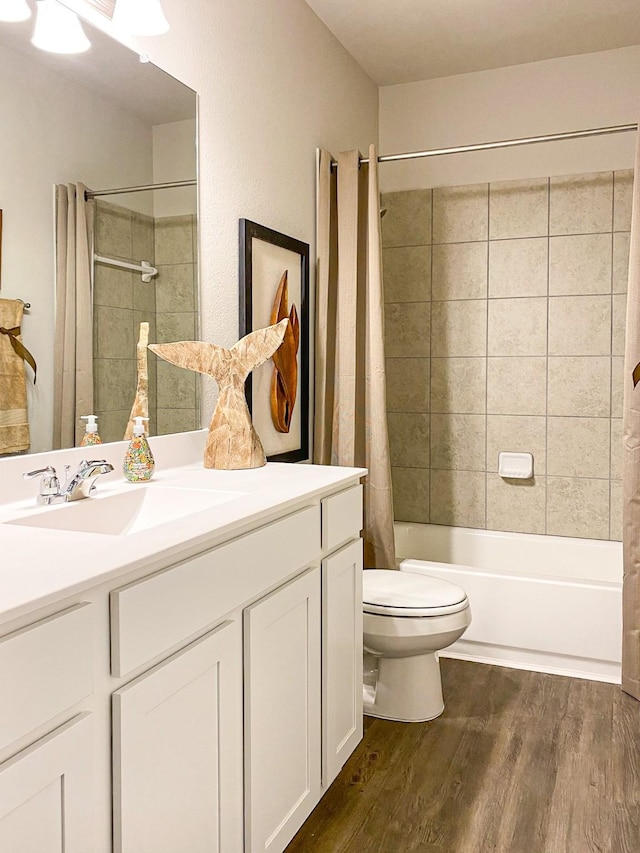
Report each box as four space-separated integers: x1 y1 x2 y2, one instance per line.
363 569 468 617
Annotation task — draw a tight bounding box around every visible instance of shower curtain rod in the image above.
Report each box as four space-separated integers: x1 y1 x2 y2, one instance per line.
333 123 638 168
85 179 196 199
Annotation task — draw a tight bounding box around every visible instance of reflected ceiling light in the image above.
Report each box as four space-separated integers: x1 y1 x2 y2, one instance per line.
31 0 91 53
112 0 169 36
0 0 32 22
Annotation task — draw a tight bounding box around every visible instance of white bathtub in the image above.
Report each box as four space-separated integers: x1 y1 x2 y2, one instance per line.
395 523 623 683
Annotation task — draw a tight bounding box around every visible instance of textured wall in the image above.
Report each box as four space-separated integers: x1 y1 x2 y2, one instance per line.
383 169 632 541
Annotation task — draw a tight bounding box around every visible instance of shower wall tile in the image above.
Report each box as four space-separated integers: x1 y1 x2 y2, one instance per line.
132 211 155 262
613 294 627 356
611 357 624 418
95 358 135 411
133 278 156 313
386 358 430 412
547 417 610 479
610 480 623 541
430 469 486 528
157 312 196 344
547 357 610 418
614 170 634 231
95 306 135 360
386 169 631 542
156 360 197 409
487 415 546 475
613 232 631 293
95 201 132 259
431 299 487 357
488 237 548 299
157 407 197 436
432 184 488 243
154 215 194 264
431 358 486 414
94 409 129 444
387 413 430 468
383 246 431 302
94 266 133 309
430 414 486 471
392 466 430 522
549 172 613 235
611 418 623 482
431 242 487 301
548 295 611 356
385 302 430 357
486 475 546 535
489 177 549 239
548 234 612 295
381 190 431 248
487 357 547 416
546 476 610 539
487 297 547 356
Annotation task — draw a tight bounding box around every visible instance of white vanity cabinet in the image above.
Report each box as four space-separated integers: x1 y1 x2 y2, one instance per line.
0 467 364 853
113 620 243 853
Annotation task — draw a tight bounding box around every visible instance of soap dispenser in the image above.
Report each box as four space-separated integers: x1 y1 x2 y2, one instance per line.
123 417 155 483
80 415 102 447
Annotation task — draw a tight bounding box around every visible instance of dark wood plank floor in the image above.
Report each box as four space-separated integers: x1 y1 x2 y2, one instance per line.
286 659 640 853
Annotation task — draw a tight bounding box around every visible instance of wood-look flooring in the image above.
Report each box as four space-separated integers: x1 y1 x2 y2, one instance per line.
286 659 640 853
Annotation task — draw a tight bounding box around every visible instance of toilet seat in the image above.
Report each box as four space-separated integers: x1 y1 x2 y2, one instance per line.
363 569 468 617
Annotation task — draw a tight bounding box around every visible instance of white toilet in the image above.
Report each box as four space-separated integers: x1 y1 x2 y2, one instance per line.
363 569 471 722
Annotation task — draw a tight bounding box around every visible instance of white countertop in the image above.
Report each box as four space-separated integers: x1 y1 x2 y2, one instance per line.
0 434 365 625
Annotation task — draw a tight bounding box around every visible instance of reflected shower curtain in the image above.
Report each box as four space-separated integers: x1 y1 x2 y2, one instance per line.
52 183 94 449
315 146 396 569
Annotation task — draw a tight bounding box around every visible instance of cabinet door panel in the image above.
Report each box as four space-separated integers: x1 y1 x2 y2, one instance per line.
0 713 95 853
244 567 321 853
323 538 363 787
113 621 243 853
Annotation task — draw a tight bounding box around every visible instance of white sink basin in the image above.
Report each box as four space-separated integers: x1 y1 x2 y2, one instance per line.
6 485 245 536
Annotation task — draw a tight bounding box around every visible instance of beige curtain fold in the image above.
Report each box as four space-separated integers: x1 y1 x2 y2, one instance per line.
622 132 640 701
314 145 396 569
53 183 94 449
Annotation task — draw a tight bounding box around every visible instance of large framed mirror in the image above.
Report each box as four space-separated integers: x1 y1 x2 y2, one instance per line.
0 2 198 454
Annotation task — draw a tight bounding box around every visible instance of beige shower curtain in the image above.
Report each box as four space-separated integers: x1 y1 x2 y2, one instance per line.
315 146 396 569
52 183 94 449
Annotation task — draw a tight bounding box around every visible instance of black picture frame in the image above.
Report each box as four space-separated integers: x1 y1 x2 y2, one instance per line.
239 219 310 463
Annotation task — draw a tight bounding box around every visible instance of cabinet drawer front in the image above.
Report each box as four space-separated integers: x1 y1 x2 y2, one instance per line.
321 484 363 552
112 505 321 677
0 604 94 751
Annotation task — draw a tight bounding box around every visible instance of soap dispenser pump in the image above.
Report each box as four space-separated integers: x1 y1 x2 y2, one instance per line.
80 415 102 447
123 417 155 483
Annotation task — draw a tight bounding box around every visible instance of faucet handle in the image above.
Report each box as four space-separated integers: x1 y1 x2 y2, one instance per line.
23 466 62 503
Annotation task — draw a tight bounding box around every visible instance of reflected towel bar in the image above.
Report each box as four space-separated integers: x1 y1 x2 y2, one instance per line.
94 255 158 282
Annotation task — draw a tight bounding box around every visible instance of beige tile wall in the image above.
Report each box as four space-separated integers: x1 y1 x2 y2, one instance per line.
382 169 632 541
93 204 199 443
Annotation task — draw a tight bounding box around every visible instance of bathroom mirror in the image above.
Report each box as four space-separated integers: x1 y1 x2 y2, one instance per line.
0 3 198 453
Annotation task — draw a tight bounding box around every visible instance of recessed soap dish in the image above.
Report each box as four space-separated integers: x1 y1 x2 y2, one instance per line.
498 451 533 479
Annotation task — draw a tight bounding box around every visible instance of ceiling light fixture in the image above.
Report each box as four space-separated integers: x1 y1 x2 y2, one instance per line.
112 0 169 36
31 0 91 53
0 0 32 22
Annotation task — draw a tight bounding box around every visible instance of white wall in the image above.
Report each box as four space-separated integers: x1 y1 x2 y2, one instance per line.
0 40 154 452
152 119 197 217
379 46 640 192
68 0 379 427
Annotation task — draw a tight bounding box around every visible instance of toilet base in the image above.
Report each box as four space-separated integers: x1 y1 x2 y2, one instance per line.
363 651 445 723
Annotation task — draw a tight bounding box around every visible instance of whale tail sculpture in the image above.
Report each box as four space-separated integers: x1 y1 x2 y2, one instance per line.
149 319 288 470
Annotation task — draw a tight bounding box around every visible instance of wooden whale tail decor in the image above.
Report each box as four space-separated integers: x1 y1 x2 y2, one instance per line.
149 318 288 470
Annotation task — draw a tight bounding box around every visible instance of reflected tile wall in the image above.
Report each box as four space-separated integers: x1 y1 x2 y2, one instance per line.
93 204 199 442
382 168 631 541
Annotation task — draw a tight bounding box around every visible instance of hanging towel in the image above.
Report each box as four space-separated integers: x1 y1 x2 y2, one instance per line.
0 298 36 454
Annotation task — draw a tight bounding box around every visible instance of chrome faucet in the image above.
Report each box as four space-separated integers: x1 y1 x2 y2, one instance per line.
24 459 115 505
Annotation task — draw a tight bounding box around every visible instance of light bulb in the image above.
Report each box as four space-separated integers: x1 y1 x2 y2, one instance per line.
113 0 169 36
0 0 32 22
31 0 91 54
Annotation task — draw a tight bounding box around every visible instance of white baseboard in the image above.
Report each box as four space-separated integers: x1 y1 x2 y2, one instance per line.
440 639 621 684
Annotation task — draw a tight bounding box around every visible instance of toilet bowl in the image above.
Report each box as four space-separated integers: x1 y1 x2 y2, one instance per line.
363 569 471 722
